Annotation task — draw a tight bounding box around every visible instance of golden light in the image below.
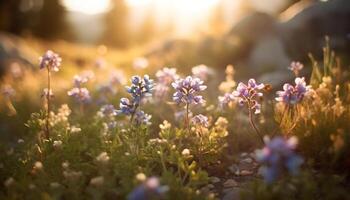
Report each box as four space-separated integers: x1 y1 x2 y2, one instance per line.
62 0 111 15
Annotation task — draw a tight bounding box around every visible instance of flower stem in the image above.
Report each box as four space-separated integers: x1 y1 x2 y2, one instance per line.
185 103 190 133
248 101 264 144
45 68 51 139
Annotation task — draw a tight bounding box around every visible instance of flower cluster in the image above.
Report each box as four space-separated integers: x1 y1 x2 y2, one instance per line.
276 77 312 105
191 114 209 127
126 75 154 104
97 104 117 135
172 76 207 105
67 74 92 104
39 50 62 72
118 75 154 125
256 136 303 183
288 61 303 76
154 67 179 100
233 79 265 114
191 64 213 81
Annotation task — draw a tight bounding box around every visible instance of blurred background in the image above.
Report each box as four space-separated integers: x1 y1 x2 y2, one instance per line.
0 0 350 81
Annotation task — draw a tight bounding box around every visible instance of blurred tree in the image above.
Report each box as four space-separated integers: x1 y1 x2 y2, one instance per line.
0 0 72 40
136 5 156 44
33 0 72 40
103 0 130 48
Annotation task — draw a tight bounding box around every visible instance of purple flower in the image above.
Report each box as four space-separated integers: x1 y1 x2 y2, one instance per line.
172 76 207 105
154 84 170 100
288 61 303 76
218 93 235 108
110 70 126 85
233 79 264 114
191 64 213 81
100 104 117 117
39 50 62 72
134 111 152 125
128 177 168 200
191 114 209 127
156 67 179 85
276 77 312 105
118 97 134 115
67 87 91 103
126 75 154 104
73 75 89 87
256 136 303 183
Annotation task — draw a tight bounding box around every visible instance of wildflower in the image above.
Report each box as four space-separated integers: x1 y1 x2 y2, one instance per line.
118 98 134 115
70 126 81 133
133 57 149 69
110 70 126 85
62 161 69 169
126 75 154 104
33 161 43 171
215 117 228 128
53 140 62 149
118 75 154 125
134 111 152 125
156 67 179 85
39 50 62 72
40 50 61 139
90 176 104 187
100 104 117 117
218 93 235 108
191 114 209 127
67 87 91 103
288 61 303 76
136 173 147 182
41 88 54 99
192 64 213 81
233 79 264 114
154 84 170 100
128 177 168 200
182 149 190 156
96 152 110 165
276 77 312 105
17 138 24 144
159 120 171 130
172 76 207 105
256 136 303 183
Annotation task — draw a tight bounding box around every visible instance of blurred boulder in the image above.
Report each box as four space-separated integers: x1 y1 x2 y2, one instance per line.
0 32 37 77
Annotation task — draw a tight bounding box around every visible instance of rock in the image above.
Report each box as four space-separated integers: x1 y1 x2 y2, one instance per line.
241 158 253 164
207 184 215 189
240 170 254 176
223 179 238 188
240 152 248 158
210 176 221 184
228 164 239 175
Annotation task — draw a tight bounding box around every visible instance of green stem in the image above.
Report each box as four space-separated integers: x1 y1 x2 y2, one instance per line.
45 68 51 139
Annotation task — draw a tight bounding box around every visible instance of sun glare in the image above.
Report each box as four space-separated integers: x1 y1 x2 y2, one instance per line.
62 0 111 15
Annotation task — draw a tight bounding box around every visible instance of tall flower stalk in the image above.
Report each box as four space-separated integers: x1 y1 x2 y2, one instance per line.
39 50 61 139
233 79 265 144
118 75 154 125
172 76 207 132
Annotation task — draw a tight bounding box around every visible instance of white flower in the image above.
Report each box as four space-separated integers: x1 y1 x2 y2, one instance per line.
182 149 190 156
96 152 110 164
53 140 62 149
90 176 104 186
136 173 147 182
